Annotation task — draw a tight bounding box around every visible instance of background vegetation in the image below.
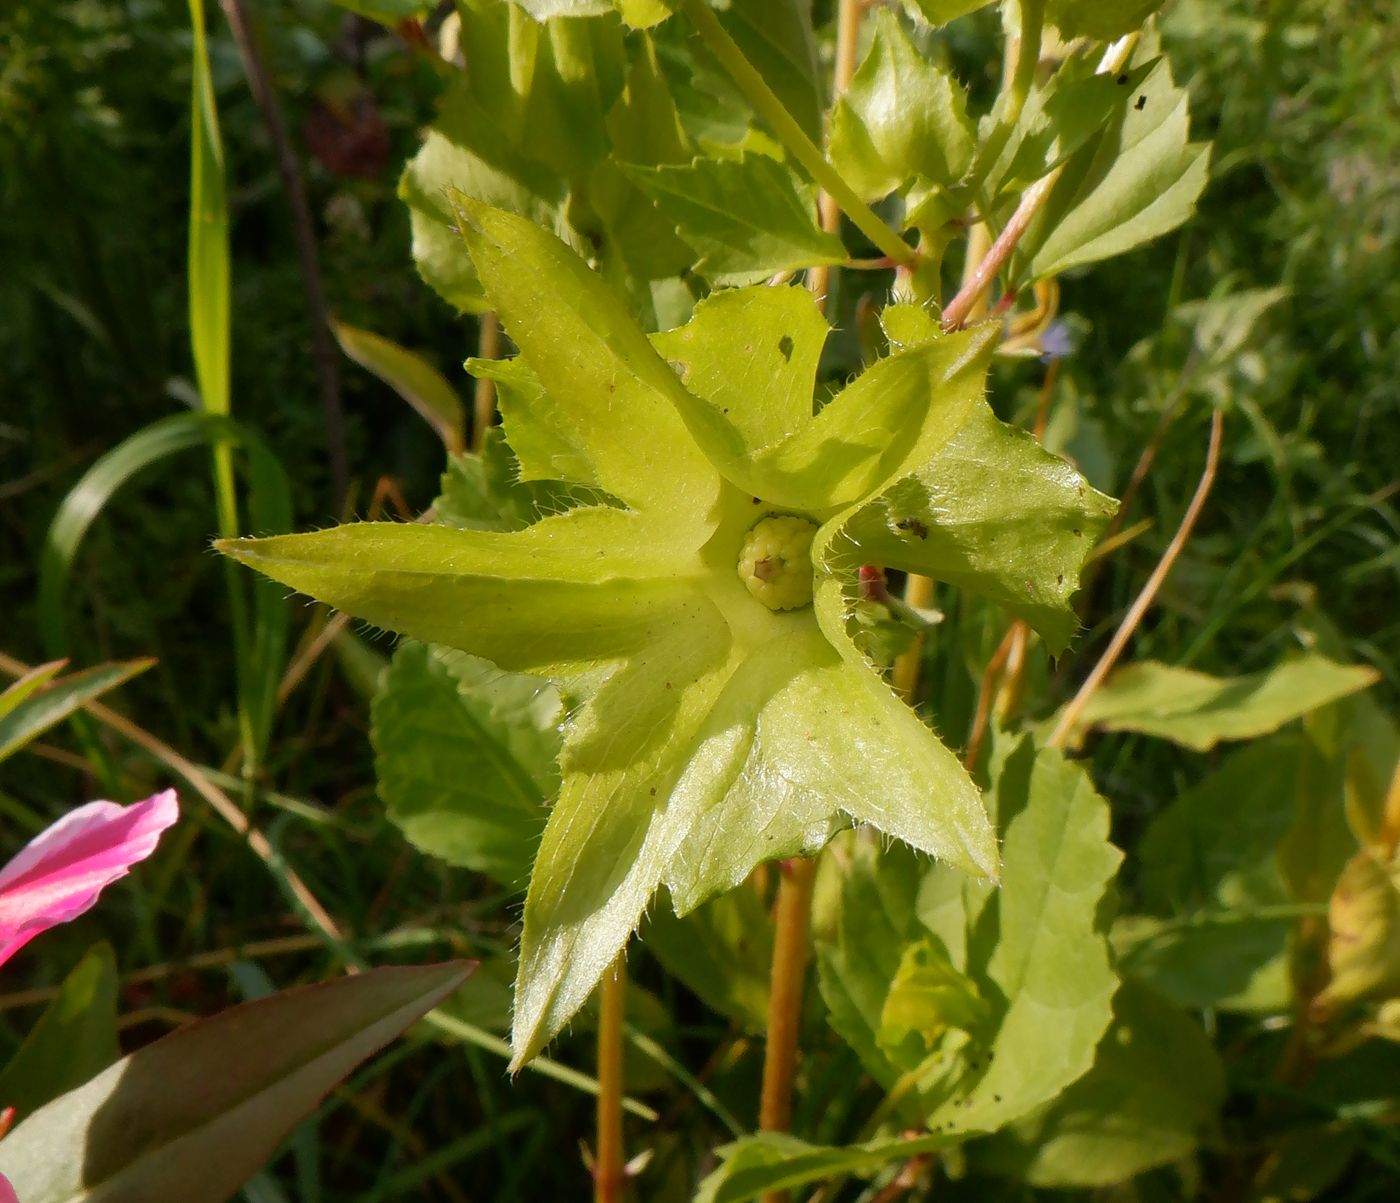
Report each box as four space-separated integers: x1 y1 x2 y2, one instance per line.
2 0 1399 1198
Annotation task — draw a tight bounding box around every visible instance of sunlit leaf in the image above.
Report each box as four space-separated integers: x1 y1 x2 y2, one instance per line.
1047 0 1165 39
624 153 843 284
1018 54 1210 279
828 10 974 201
0 660 152 765
331 320 465 454
1065 654 1379 750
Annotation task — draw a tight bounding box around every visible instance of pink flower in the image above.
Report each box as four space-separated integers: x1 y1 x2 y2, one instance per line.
0 1170 16 1203
0 790 179 970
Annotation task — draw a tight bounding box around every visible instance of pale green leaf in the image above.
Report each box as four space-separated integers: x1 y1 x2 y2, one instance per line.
0 944 119 1121
624 153 844 284
664 629 996 913
695 1131 948 1203
186 0 228 418
695 324 996 513
514 0 614 17
828 10 975 200
1068 654 1379 751
217 513 699 678
1020 54 1210 279
0 963 472 1203
905 0 995 24
0 661 66 723
512 609 735 1067
878 937 990 1057
826 400 1117 655
371 642 560 887
650 285 829 451
332 320 465 454
0 660 153 764
1047 0 1164 39
454 197 722 529
970 981 1225 1186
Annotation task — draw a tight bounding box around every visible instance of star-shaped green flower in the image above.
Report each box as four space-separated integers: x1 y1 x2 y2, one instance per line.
220 198 1115 1067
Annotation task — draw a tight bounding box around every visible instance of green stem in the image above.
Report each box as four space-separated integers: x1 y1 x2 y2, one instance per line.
678 0 916 268
969 0 1046 189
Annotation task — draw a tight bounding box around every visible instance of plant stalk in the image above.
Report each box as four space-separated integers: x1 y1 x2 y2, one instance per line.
679 0 915 268
759 856 818 1203
596 954 627 1203
218 0 348 508
473 311 501 451
808 0 866 310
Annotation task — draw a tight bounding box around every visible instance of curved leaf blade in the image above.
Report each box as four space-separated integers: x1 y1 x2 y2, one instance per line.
0 962 474 1203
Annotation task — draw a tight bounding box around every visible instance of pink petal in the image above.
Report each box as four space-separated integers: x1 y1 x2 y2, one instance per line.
0 1171 17 1203
0 789 178 971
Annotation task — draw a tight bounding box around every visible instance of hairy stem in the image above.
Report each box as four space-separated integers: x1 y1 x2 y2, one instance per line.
596 954 627 1203
760 856 819 1203
679 0 915 268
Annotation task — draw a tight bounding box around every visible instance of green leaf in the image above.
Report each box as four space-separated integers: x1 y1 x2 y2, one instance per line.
643 887 773 1031
905 0 995 23
0 660 152 764
0 944 119 1121
624 152 844 284
828 10 975 201
650 284 830 451
331 320 465 454
0 962 473 1203
878 937 990 1056
819 738 1122 1133
0 660 66 722
826 399 1117 655
970 980 1225 1186
1064 654 1379 751
1115 736 1306 1012
1047 0 1164 39
1316 848 1400 1012
695 1131 949 1203
511 609 735 1067
217 513 700 678
453 196 721 530
1019 54 1210 280
434 429 608 532
715 0 822 143
371 642 561 887
186 0 228 419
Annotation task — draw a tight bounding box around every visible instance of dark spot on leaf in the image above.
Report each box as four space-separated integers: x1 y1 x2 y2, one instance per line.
994 1094 1002 1102
778 335 794 361
1073 528 1082 537
665 681 672 689
723 407 729 414
1116 72 1129 85
752 496 762 504
649 787 656 796
1057 573 1064 585
895 516 928 540
1135 94 1148 110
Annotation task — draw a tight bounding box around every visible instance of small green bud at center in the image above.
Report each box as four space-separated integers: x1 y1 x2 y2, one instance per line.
737 515 819 611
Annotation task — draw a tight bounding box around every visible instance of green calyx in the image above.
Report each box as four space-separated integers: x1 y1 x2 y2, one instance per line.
737 514 819 611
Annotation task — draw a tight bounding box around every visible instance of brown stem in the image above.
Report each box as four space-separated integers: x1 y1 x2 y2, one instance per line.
760 857 818 1203
595 954 627 1203
473 312 501 451
1048 410 1224 749
964 626 1017 773
218 0 348 506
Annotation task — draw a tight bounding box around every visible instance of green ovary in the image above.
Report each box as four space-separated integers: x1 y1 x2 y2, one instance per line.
737 514 819 611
